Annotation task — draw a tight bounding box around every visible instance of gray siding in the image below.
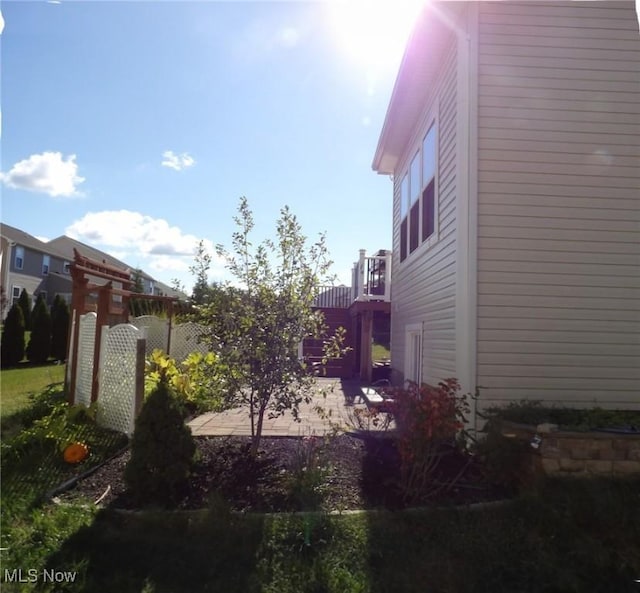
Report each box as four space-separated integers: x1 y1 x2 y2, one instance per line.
391 37 458 385
476 1 640 408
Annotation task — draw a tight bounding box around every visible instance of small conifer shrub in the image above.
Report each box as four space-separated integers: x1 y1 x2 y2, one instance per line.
18 288 32 331
1 303 26 367
50 295 70 361
26 294 52 363
124 381 196 507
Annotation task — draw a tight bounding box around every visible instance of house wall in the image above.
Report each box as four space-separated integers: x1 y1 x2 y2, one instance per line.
6 244 71 309
390 35 459 386
476 1 640 409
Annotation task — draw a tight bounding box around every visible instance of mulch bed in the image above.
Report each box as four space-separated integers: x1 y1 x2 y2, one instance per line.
57 434 506 512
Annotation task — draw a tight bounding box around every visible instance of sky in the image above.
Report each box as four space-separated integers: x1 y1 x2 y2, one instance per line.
0 0 424 292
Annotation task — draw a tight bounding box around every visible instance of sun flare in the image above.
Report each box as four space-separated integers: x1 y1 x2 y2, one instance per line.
327 0 425 74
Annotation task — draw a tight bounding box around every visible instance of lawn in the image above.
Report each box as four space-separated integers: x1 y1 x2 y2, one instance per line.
3 478 640 593
2 381 639 593
1 363 66 418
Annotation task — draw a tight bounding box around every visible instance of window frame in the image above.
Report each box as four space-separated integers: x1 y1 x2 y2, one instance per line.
42 254 50 276
11 285 21 306
404 322 423 385
14 246 24 270
397 118 439 264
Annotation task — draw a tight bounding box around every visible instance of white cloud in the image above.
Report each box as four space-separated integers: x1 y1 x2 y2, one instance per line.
0 10 4 36
0 151 85 197
65 210 226 286
161 150 195 171
35 235 50 243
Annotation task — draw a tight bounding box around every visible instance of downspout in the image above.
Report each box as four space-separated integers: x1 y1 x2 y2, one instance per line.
428 2 479 432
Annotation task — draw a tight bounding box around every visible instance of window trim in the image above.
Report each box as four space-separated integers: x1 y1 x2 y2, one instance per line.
404 322 423 385
42 254 50 276
11 285 22 306
14 246 24 270
397 118 439 264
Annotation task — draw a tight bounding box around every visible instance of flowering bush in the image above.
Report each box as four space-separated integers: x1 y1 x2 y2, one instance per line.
383 378 471 503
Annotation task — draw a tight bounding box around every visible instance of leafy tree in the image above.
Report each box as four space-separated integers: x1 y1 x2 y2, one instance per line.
189 240 213 305
196 197 347 455
18 289 32 331
1 303 25 367
124 380 196 507
50 295 70 361
26 294 51 363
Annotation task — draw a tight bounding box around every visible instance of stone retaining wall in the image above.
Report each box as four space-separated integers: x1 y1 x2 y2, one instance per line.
500 421 640 477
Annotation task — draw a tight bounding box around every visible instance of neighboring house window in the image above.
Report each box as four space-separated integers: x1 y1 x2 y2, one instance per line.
63 261 71 274
398 121 438 263
14 246 24 270
405 323 422 385
42 255 50 275
11 285 21 306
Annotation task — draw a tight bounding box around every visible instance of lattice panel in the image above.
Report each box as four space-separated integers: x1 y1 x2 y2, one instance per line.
132 315 169 355
75 313 97 407
170 322 208 362
97 324 142 435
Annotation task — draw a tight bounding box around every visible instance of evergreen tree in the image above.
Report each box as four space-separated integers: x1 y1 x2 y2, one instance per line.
18 289 32 331
50 295 70 361
1 303 25 367
26 294 52 363
124 380 196 507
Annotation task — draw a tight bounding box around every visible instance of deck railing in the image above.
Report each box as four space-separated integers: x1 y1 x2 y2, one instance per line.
352 249 392 303
312 250 392 309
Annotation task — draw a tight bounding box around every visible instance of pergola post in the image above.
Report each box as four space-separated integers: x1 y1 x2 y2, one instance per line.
359 309 373 383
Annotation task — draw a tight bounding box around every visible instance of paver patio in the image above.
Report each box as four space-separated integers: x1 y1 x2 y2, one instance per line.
188 378 372 437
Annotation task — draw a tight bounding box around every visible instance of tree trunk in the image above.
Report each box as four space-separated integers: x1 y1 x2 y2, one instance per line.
250 397 268 456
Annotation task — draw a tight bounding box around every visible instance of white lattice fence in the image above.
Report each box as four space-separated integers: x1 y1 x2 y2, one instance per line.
131 315 169 355
97 324 145 435
169 322 208 362
74 312 97 407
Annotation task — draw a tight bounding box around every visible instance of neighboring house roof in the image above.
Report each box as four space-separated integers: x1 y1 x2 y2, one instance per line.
0 223 68 261
48 235 188 298
372 2 464 175
1 224 188 299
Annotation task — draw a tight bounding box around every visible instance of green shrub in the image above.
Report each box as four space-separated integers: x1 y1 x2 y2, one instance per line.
145 349 226 414
26 294 51 363
124 380 196 507
50 295 70 361
1 302 26 367
18 288 32 331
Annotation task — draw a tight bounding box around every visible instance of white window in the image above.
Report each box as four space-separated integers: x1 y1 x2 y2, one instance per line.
11 285 21 306
398 120 438 263
42 255 50 275
63 261 71 274
14 246 24 270
404 323 422 385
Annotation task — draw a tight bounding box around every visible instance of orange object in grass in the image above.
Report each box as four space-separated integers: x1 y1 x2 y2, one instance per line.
63 442 89 464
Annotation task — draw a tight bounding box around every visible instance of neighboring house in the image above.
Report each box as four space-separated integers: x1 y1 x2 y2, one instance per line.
372 1 639 417
0 224 186 317
0 223 73 313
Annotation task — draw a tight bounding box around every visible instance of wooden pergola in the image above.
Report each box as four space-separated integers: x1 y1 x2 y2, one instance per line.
66 249 180 404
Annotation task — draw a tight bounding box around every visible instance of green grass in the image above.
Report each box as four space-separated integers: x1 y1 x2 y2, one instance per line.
371 343 390 362
484 400 640 431
2 384 639 593
2 478 639 593
1 363 66 418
